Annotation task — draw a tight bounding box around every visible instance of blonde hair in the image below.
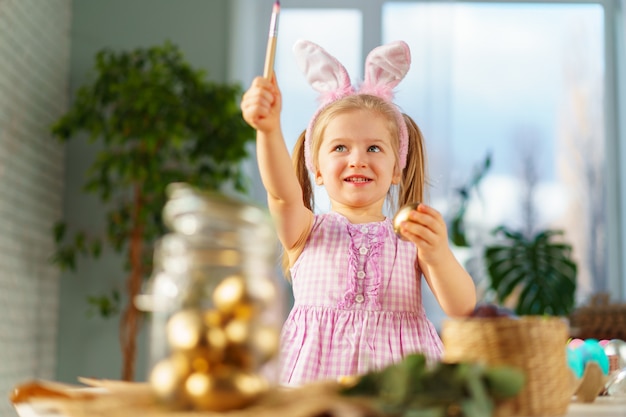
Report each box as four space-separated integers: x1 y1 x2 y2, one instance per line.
283 94 428 276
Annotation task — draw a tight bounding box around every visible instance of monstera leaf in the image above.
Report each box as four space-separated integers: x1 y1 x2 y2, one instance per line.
484 226 577 316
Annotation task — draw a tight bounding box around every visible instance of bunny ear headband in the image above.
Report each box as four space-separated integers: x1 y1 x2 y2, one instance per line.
293 39 411 174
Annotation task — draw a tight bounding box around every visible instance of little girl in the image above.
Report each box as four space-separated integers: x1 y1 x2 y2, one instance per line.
240 39 476 386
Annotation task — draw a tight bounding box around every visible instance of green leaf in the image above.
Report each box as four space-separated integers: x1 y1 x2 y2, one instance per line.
484 227 577 316
91 241 102 257
448 153 492 248
86 290 121 318
53 222 66 243
483 366 526 400
50 246 77 271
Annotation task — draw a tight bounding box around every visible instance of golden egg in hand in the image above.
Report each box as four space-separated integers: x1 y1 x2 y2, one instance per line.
393 202 420 241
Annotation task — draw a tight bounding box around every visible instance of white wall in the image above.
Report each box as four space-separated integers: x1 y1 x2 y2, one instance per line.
0 0 71 415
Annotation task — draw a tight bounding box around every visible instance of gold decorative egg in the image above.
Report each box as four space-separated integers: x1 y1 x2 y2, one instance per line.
251 325 279 362
203 308 226 328
206 326 228 350
184 372 215 410
149 353 191 406
392 202 420 241
249 278 277 306
224 318 251 345
166 309 204 350
184 368 263 411
213 275 248 313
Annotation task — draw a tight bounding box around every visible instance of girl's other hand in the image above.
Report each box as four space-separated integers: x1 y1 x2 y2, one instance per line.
240 75 282 134
398 204 452 266
401 204 476 317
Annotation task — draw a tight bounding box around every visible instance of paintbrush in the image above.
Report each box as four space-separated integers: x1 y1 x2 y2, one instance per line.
263 1 280 79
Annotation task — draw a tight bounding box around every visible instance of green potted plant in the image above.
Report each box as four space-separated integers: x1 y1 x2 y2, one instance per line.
484 226 577 316
50 41 254 380
452 149 579 317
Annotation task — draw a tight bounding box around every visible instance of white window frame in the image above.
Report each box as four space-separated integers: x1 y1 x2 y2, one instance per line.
229 0 626 300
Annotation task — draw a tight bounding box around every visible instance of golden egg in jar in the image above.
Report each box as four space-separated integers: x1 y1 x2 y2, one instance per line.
213 275 248 313
250 325 279 363
184 368 263 412
184 372 216 410
149 352 191 406
232 371 268 396
166 309 204 350
203 308 226 328
224 318 251 345
190 355 210 374
249 278 277 306
205 326 228 350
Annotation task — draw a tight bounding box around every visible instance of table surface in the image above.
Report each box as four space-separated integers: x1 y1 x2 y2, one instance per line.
566 396 626 416
13 395 626 417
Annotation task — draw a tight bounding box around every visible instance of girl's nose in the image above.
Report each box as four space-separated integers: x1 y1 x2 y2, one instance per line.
349 150 367 167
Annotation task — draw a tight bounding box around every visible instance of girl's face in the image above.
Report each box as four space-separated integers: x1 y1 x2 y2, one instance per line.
315 109 401 214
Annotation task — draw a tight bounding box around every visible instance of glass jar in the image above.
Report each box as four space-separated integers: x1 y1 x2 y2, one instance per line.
140 183 282 411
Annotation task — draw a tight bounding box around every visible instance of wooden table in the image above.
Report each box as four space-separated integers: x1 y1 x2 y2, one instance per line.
11 380 626 417
565 396 626 416
14 396 626 417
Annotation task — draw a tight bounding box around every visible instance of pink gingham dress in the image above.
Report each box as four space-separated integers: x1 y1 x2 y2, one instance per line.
279 212 443 386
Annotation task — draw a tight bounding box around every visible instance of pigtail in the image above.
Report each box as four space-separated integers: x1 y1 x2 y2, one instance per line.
292 129 315 210
399 113 427 207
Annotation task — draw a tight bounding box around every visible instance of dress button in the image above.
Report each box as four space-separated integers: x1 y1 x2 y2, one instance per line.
361 227 368 233
355 294 365 303
357 271 365 279
359 246 368 255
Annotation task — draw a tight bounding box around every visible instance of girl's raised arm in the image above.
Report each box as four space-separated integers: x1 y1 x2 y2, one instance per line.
240 76 313 262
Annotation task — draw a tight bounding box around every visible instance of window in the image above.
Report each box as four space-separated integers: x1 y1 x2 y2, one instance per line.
383 2 606 302
230 0 625 313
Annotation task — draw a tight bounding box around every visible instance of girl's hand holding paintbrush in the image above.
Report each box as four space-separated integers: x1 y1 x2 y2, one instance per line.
241 76 282 134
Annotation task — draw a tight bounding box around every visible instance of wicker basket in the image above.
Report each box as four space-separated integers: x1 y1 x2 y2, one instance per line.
569 293 626 340
442 316 571 417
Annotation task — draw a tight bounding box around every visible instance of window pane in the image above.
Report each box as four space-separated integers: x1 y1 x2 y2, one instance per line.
384 2 605 301
275 9 362 212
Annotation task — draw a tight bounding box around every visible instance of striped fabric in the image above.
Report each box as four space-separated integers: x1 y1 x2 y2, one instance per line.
279 212 443 386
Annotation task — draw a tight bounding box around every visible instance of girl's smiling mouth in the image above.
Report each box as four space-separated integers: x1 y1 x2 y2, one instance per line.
344 175 372 183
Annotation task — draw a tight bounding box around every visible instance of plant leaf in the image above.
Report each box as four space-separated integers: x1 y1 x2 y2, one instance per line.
484 227 577 316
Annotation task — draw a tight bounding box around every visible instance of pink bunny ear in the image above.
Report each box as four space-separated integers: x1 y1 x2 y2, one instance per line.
294 39 356 172
360 41 411 100
359 41 411 169
293 39 355 105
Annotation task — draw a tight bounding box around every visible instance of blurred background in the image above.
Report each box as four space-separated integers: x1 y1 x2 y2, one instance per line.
1 0 625 415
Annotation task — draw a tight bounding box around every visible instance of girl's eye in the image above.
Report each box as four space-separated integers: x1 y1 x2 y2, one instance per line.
368 145 381 152
334 145 347 152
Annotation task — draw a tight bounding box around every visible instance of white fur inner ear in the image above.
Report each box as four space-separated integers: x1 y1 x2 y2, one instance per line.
363 41 411 91
293 39 352 95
